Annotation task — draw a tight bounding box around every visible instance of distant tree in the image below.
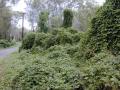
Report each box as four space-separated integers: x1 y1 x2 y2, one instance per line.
26 0 98 31
50 15 63 28
73 2 98 31
0 0 12 39
63 9 73 28
38 12 49 33
0 0 19 40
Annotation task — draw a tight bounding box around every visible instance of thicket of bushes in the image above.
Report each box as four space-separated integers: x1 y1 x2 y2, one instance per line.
21 28 82 50
21 32 36 49
0 39 15 48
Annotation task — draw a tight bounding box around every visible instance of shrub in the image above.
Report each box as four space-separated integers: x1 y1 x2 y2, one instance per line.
67 27 78 34
65 44 79 57
0 39 15 48
45 28 74 48
47 45 64 52
57 30 73 44
46 46 68 59
72 33 82 43
21 32 35 49
34 33 50 47
63 9 73 28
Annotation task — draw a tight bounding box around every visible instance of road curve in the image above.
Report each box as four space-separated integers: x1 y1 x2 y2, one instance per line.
0 47 18 58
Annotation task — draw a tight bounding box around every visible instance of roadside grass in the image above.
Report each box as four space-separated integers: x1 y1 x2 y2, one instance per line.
0 51 35 89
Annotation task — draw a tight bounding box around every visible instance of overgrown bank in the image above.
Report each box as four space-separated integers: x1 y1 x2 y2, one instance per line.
0 0 120 90
0 27 119 90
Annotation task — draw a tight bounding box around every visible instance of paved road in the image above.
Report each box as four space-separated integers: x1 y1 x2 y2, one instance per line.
0 47 18 58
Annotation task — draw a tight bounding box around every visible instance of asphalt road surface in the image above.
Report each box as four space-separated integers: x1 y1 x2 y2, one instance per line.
0 47 18 58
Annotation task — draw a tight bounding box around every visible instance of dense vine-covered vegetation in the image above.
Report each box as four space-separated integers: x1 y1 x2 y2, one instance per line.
0 0 120 90
81 0 120 56
63 9 73 28
1 28 119 89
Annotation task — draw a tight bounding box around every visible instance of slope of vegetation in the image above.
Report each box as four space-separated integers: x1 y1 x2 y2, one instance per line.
0 0 120 90
0 28 119 90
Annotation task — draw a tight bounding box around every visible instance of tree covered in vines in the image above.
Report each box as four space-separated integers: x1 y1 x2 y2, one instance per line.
63 9 73 28
85 0 120 55
38 12 49 33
